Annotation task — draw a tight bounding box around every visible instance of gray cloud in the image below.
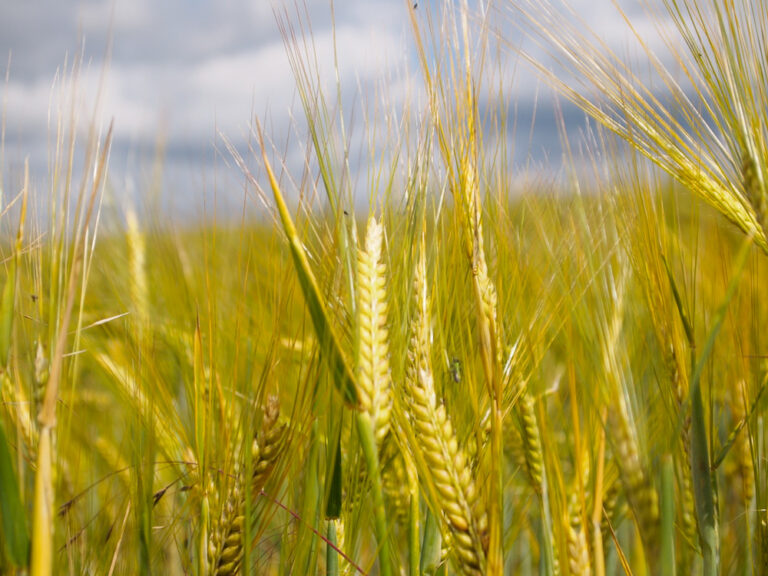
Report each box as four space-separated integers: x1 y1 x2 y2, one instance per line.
0 0 668 210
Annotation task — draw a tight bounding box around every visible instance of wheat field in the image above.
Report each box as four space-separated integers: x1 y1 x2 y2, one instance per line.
1 0 767 574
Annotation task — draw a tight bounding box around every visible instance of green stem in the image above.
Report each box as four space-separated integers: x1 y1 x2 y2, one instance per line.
407 460 420 576
690 379 718 576
488 403 504 575
676 237 752 576
356 412 393 576
420 508 442 575
661 455 676 576
326 520 339 576
539 482 556 576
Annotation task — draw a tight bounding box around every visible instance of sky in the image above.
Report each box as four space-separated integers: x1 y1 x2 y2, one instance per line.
0 0 666 218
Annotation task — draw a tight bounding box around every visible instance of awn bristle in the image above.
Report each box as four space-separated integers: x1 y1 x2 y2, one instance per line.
344 454 368 513
740 141 767 232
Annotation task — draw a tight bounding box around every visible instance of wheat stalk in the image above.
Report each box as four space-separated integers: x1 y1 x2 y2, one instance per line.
729 380 755 505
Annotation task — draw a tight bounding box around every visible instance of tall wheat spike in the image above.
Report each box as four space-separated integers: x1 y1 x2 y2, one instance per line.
403 236 488 575
516 392 544 494
356 216 393 446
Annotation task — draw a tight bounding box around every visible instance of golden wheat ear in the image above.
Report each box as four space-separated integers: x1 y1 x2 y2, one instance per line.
251 395 287 495
207 395 286 576
356 216 393 447
208 477 245 576
403 238 488 575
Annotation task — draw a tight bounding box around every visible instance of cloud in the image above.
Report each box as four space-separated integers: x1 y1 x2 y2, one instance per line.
0 0 672 204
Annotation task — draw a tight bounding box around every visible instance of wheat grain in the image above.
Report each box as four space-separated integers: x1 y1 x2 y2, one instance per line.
206 396 286 575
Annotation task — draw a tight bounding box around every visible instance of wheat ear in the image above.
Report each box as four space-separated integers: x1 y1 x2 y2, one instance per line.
251 395 286 495
404 240 488 575
208 476 245 576
566 492 591 576
609 401 659 563
356 216 393 446
207 395 286 575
